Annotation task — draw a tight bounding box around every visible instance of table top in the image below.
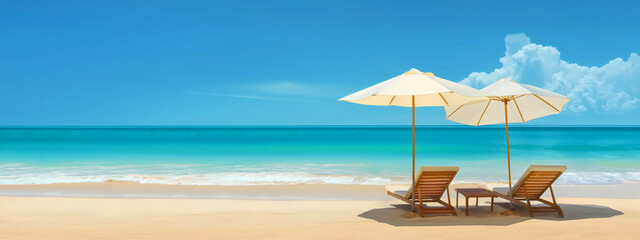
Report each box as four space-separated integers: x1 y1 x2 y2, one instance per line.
455 188 498 197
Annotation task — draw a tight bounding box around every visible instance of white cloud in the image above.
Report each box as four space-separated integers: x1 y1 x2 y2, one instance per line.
183 91 284 101
183 90 323 103
461 33 640 112
251 82 320 96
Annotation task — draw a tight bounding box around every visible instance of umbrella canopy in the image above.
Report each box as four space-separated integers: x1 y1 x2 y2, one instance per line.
444 78 570 125
339 68 487 106
443 77 570 210
339 68 487 212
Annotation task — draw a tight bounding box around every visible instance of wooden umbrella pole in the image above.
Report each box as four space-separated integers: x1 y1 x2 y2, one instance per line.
411 95 416 212
504 99 514 210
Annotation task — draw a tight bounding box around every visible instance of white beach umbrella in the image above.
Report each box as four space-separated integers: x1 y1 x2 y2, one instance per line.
339 68 487 211
340 69 487 106
444 77 570 210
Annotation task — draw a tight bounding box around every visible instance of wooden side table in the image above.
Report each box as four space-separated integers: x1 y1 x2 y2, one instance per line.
455 188 498 216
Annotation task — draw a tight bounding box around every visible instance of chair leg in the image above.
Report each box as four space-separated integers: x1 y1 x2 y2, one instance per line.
490 197 494 211
549 185 564 218
523 185 534 218
556 206 564 218
526 198 534 218
415 204 425 217
417 188 424 218
447 188 457 216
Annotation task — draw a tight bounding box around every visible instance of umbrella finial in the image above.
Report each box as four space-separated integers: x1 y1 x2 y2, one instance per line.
404 68 423 74
404 69 435 76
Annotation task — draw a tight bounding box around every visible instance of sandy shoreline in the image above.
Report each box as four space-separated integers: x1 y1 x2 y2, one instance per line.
1 183 639 239
1 196 639 239
0 182 388 200
1 181 639 199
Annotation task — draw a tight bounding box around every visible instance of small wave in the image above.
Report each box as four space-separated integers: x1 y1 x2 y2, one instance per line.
0 172 401 186
452 171 640 185
1 164 639 186
557 172 640 185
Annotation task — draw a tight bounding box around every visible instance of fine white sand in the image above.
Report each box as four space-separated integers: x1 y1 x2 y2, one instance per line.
0 182 639 239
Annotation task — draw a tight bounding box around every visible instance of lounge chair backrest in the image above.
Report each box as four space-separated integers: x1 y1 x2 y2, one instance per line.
406 166 459 200
511 165 566 199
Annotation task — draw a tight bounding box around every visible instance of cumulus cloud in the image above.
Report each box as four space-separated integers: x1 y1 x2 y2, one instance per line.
461 33 640 112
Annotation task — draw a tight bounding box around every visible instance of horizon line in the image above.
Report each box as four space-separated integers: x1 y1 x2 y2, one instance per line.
0 124 638 128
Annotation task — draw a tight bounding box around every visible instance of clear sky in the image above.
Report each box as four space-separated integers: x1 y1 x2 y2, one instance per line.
1 0 639 125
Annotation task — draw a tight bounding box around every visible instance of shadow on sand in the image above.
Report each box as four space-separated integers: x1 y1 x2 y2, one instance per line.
358 202 623 226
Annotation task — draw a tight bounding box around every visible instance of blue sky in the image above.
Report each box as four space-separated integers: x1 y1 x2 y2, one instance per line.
1 0 639 125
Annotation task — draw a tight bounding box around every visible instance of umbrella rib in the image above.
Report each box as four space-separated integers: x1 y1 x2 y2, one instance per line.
388 96 396 106
476 100 493 126
438 93 449 106
446 105 464 119
533 94 561 113
512 98 525 122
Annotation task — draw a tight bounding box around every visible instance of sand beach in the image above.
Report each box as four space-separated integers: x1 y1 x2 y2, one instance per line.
1 182 639 240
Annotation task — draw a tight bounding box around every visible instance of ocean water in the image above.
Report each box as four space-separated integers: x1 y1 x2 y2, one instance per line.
0 126 638 186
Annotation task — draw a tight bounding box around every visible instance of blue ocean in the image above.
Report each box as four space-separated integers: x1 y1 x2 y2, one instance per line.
0 126 638 185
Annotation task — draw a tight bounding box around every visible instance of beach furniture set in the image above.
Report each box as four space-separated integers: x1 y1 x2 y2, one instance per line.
340 69 571 215
339 69 571 218
387 165 566 218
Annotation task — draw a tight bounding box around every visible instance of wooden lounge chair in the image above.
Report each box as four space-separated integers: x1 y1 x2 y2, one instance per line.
492 165 567 217
386 166 458 217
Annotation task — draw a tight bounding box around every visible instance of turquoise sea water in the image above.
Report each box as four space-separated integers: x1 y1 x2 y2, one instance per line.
0 126 638 185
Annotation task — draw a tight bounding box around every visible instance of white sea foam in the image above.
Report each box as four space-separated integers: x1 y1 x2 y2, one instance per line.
0 172 399 185
1 164 639 186
557 172 640 185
